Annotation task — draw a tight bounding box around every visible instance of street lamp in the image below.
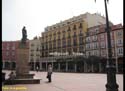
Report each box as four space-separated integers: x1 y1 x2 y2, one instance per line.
94 0 119 90
102 0 119 91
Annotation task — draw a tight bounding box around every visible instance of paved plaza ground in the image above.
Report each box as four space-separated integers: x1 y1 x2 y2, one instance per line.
2 70 123 91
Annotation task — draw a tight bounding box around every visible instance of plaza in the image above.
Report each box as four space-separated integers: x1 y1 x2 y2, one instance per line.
2 70 123 91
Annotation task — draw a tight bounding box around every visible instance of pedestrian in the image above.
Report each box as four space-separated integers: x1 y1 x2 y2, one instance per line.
8 71 16 80
36 66 39 72
46 64 53 82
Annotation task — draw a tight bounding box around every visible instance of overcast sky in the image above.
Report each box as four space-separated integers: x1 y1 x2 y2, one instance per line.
2 0 123 41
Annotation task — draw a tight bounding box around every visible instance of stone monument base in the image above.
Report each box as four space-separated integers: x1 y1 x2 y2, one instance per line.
16 74 35 79
8 43 41 85
4 79 41 85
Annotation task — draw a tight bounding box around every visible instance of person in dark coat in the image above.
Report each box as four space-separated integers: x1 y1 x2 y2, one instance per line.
47 64 53 82
8 71 16 80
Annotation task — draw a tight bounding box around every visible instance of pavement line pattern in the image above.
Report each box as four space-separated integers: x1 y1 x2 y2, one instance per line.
50 84 66 91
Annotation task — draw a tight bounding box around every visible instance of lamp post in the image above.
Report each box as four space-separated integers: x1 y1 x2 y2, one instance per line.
102 0 119 91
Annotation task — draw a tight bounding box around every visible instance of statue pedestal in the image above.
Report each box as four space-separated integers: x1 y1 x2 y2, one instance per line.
4 44 41 85
16 47 34 79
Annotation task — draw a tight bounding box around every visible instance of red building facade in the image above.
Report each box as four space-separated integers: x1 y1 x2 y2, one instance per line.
2 41 19 69
86 24 123 73
2 41 29 70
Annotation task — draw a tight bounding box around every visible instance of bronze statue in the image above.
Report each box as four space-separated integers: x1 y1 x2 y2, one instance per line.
21 26 27 44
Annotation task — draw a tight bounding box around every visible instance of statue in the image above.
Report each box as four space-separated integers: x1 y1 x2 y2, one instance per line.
21 26 27 44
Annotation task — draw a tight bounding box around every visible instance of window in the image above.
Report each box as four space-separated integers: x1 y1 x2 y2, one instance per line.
79 46 83 52
91 43 94 49
36 48 39 51
67 27 71 31
53 41 56 48
47 43 49 50
31 44 34 46
63 33 65 39
58 41 61 48
68 32 70 38
73 38 77 46
12 52 15 56
6 52 9 56
95 28 99 33
73 25 76 30
86 44 90 49
49 42 52 49
110 33 113 39
6 46 9 50
95 50 99 56
73 48 77 52
117 39 123 47
112 50 114 56
111 40 114 47
79 37 83 45
62 40 66 47
86 37 90 42
44 44 46 49
117 48 123 55
88 51 91 56
100 42 105 48
73 32 76 37
101 50 106 56
79 23 82 28
94 36 97 41
67 39 71 46
117 39 122 44
86 44 88 49
95 43 98 49
117 31 122 37
100 34 104 40
12 46 15 50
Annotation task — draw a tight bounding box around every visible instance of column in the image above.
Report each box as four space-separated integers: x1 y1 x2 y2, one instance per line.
74 63 77 72
116 57 118 73
46 62 48 71
66 61 68 72
99 63 102 73
2 62 5 69
9 62 12 70
84 61 86 72
52 62 54 68
91 64 94 73
58 62 60 71
34 62 36 71
40 62 42 71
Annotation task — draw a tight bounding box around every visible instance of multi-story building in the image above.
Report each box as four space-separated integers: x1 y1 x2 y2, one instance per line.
2 41 19 70
39 12 113 72
2 12 122 73
112 24 123 73
29 37 41 71
85 24 123 73
2 40 29 70
85 25 101 72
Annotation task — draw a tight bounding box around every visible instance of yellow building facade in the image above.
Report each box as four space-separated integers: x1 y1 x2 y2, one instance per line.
41 19 87 57
39 12 110 72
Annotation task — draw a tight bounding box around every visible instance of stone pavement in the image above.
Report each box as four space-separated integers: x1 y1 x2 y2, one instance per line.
2 70 123 91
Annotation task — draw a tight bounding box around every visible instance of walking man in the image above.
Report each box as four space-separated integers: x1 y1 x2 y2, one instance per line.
47 64 53 82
